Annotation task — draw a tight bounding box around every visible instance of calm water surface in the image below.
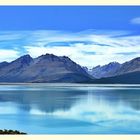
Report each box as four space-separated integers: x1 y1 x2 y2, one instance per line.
0 84 140 134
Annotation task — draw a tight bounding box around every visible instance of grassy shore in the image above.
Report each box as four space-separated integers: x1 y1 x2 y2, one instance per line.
0 129 26 134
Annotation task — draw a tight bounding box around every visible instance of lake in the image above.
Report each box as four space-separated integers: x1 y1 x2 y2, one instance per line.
0 83 140 134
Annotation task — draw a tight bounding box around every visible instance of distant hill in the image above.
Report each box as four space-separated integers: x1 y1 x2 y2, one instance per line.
115 57 140 75
92 71 140 84
90 57 140 84
89 62 121 79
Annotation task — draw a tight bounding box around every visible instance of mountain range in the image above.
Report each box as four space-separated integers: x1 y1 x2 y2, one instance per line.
86 57 140 84
0 54 140 83
87 62 121 79
0 54 92 83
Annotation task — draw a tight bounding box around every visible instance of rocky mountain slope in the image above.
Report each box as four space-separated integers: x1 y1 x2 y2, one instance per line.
0 54 93 83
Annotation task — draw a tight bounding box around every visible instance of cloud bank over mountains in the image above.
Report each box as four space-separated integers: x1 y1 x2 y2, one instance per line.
1 29 140 67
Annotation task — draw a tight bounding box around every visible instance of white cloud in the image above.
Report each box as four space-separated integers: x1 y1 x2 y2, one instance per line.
130 17 140 24
0 30 140 68
0 49 19 62
24 30 140 67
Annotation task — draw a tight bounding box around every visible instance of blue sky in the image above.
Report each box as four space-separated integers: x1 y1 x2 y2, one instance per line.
0 6 140 31
0 6 140 67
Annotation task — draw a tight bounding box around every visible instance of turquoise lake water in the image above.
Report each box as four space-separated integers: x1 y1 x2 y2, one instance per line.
0 84 140 134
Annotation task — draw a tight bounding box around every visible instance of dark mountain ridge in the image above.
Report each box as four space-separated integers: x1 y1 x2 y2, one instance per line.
92 71 140 84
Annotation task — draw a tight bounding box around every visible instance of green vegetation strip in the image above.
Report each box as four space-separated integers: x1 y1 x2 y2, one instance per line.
0 129 26 134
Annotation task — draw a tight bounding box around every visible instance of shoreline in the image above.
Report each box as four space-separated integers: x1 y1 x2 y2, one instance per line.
0 83 139 87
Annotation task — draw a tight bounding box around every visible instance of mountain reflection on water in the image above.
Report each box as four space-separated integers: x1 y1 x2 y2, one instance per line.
0 84 140 134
